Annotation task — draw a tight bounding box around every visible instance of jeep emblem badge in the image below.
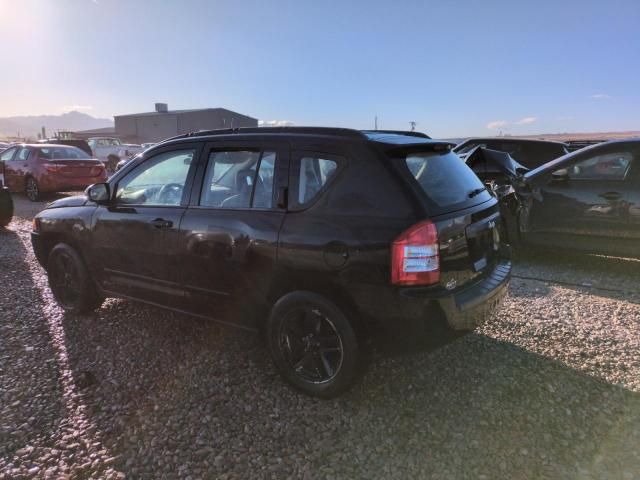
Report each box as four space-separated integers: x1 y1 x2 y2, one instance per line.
445 278 457 290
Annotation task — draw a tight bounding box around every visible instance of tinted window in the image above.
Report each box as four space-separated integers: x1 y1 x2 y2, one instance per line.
200 150 276 209
116 149 195 206
0 147 17 161
568 151 632 180
292 155 338 207
403 151 487 211
522 143 568 168
38 147 90 160
16 148 31 161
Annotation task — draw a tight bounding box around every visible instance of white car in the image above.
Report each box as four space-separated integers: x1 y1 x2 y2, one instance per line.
87 137 142 172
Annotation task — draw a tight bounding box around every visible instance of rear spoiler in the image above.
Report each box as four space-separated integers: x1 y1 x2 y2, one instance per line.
383 142 456 156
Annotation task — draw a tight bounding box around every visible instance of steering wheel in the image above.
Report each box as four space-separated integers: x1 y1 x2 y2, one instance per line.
156 183 184 204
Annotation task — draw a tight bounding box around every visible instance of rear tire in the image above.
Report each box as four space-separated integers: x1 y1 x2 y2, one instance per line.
0 188 13 227
267 291 359 398
25 177 40 202
47 243 104 314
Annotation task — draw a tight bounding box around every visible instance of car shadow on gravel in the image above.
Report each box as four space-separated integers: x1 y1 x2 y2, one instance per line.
0 226 124 478
54 294 640 478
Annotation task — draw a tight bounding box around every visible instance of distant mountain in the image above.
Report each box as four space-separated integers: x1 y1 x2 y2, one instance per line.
0 111 113 139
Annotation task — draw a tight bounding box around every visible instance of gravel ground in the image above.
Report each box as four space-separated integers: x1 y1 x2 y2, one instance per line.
1 193 639 479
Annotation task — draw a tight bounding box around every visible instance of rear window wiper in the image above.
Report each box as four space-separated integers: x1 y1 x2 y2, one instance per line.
468 187 487 198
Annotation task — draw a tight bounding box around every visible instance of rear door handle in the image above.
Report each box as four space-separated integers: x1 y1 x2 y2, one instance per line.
150 218 173 229
599 192 621 201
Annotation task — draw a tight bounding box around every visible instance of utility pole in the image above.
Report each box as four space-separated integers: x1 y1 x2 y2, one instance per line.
374 116 378 130
409 121 416 132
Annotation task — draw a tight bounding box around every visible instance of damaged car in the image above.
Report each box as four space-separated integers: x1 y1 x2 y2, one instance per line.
474 139 640 256
515 139 640 256
463 146 528 244
455 137 568 169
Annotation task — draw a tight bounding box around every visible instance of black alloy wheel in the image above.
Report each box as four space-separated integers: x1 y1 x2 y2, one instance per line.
267 292 359 398
49 248 82 309
47 244 104 314
279 307 344 384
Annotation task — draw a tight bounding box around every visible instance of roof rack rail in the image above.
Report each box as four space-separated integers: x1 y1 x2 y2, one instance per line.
167 126 368 141
361 130 431 139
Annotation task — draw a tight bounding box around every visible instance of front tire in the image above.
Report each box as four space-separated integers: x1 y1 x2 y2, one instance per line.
267 292 359 398
25 177 40 202
47 243 104 314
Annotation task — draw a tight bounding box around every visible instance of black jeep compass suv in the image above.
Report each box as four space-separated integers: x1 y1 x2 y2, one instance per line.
31 127 511 397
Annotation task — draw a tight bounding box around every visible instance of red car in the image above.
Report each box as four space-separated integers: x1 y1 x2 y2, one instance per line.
0 144 107 201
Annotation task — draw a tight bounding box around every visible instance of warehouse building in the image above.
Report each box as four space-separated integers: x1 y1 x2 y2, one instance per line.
112 104 258 144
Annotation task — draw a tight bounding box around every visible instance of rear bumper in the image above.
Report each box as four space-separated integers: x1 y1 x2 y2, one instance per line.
356 252 512 337
436 259 511 330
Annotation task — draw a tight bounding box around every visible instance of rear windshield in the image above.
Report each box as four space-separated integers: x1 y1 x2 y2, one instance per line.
38 146 90 160
400 150 490 214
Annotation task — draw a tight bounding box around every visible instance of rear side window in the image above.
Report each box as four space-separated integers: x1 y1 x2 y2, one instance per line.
402 151 488 213
200 150 276 209
290 154 339 209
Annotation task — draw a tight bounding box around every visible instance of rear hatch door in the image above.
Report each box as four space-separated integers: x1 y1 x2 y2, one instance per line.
389 145 502 290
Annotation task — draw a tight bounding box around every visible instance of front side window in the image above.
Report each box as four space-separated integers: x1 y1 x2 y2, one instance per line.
1 147 17 161
568 151 632 180
200 150 276 209
116 149 195 206
293 155 338 207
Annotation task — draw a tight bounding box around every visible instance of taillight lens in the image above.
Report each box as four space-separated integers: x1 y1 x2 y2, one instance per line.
43 163 59 173
91 165 105 176
391 220 440 286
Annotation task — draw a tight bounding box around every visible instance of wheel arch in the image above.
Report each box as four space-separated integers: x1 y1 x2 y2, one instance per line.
37 232 86 272
265 272 368 337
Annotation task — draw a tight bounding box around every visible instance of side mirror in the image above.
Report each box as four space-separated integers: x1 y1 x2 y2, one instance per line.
86 183 111 204
551 168 569 182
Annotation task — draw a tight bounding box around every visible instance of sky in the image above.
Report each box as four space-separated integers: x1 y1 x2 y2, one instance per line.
0 0 638 137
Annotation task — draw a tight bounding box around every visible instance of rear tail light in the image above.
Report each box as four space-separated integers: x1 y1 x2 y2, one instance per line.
391 220 440 286
91 165 105 176
43 163 59 173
